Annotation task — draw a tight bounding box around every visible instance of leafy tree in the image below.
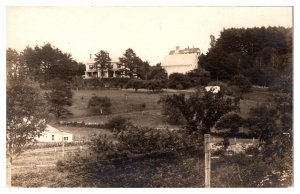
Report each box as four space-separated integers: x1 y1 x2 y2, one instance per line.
105 116 131 132
186 68 211 86
7 48 27 80
216 113 243 133
215 113 243 134
159 96 186 125
209 34 216 50
145 79 167 93
7 51 48 185
243 92 292 186
159 90 240 135
245 93 292 145
118 48 149 79
168 73 191 89
7 79 48 160
199 27 292 86
71 75 84 91
21 43 85 84
148 63 168 80
88 96 112 115
46 78 73 119
125 79 145 92
229 74 252 93
118 48 141 78
136 60 151 80
94 50 112 79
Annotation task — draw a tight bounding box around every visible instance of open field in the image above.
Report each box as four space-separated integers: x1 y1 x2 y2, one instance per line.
59 87 272 129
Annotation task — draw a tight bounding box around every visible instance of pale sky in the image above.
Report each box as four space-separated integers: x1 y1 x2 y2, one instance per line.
6 6 292 65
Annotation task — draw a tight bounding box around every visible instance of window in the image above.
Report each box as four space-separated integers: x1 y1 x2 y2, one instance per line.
52 135 54 141
89 65 94 69
64 137 68 141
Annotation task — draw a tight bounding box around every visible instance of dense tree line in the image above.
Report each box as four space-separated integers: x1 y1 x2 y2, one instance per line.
7 43 85 85
199 27 292 87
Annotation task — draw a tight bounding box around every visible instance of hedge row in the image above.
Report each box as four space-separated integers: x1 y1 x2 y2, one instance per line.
58 120 105 128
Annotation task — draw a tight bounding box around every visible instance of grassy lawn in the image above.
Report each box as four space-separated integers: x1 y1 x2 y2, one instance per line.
63 87 273 127
49 87 275 140
58 89 194 130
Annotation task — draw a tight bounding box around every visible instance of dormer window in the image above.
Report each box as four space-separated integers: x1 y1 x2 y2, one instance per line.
89 65 94 69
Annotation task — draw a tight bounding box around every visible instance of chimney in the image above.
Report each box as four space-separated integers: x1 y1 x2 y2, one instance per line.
176 46 180 50
90 54 92 59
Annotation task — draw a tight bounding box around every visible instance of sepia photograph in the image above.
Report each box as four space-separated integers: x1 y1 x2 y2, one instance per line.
5 4 293 188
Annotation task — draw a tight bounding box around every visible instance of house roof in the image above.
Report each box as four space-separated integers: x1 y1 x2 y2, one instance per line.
169 47 201 55
161 53 199 67
45 125 72 135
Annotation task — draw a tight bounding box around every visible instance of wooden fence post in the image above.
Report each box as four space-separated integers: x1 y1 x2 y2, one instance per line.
62 133 65 159
204 134 211 188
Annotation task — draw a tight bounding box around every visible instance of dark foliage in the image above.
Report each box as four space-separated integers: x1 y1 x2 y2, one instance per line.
229 74 252 93
159 90 240 134
88 96 112 115
199 27 292 86
105 116 132 132
46 78 73 119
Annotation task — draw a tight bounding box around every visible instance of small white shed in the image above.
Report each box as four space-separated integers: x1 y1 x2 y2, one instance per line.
36 125 73 143
205 86 220 93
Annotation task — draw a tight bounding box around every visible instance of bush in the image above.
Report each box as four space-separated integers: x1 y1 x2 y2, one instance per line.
125 79 145 92
105 116 131 132
168 73 192 89
145 79 166 92
186 69 211 86
88 96 112 115
230 74 252 93
158 95 185 125
129 103 146 111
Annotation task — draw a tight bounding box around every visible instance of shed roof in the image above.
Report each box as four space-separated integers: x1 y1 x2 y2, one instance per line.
45 125 72 135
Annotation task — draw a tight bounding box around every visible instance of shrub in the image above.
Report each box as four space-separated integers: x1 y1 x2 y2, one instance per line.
229 74 252 93
129 103 146 111
168 73 192 89
158 95 185 125
125 79 145 92
145 79 166 92
88 96 112 115
186 69 211 86
105 116 131 132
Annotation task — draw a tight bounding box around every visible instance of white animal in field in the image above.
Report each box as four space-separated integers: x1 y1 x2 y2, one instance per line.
205 86 220 93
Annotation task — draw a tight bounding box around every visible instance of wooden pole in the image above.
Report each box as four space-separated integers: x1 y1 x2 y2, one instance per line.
62 133 65 159
204 134 211 188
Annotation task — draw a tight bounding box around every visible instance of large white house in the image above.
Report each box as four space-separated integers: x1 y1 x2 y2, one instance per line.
35 125 73 143
161 46 201 76
83 55 129 79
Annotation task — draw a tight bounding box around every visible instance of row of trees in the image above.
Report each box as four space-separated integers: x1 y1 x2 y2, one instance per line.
199 26 292 87
7 44 85 85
